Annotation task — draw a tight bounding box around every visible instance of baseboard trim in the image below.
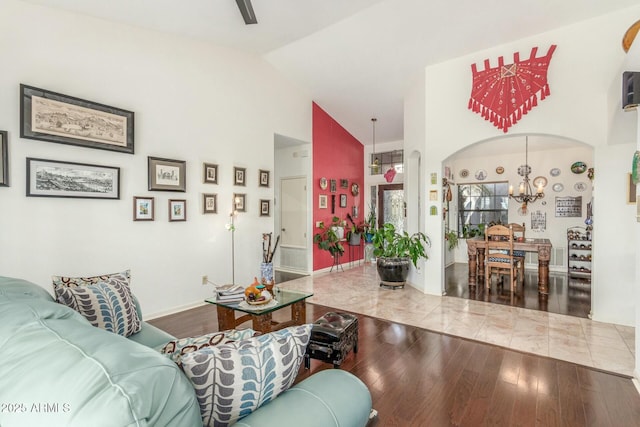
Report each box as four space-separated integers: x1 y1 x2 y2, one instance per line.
145 300 206 320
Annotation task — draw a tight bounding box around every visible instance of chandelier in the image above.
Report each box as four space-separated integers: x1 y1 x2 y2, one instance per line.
508 136 544 213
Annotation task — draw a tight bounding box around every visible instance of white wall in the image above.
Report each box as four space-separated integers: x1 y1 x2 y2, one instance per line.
404 6 640 324
0 1 312 316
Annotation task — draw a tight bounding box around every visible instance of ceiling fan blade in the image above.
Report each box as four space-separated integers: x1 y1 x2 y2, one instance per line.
236 0 258 25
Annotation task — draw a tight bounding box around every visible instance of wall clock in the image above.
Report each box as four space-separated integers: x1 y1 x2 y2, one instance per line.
351 183 359 196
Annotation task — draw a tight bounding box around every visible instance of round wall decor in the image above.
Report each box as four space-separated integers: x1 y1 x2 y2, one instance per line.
319 177 327 189
475 169 487 180
496 166 504 174
459 169 469 178
351 183 359 196
552 183 564 192
571 161 587 174
550 168 561 177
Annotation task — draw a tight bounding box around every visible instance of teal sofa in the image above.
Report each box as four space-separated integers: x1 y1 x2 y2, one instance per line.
0 276 373 427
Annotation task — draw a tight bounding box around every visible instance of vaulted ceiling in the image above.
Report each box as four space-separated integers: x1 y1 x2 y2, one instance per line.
21 0 639 144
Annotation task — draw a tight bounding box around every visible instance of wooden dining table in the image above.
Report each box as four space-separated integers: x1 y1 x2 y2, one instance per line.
466 237 552 294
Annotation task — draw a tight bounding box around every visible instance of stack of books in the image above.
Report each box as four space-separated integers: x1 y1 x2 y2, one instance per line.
215 284 245 303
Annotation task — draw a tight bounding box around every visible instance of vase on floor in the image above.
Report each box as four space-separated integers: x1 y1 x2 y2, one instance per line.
260 262 275 292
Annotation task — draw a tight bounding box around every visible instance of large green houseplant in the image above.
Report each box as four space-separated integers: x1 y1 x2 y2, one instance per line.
372 223 430 288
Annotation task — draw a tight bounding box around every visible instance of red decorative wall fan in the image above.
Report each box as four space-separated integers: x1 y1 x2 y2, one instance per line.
468 45 556 133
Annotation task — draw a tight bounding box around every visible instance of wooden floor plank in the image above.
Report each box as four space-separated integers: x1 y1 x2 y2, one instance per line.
148 302 640 426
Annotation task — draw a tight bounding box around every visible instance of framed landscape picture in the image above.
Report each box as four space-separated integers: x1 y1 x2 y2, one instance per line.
169 199 187 221
26 157 120 199
20 84 134 154
203 193 217 214
260 199 270 216
148 156 186 192
203 163 218 184
133 196 154 221
0 130 8 186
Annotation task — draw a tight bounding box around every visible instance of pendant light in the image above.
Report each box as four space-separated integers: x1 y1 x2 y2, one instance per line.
369 118 379 169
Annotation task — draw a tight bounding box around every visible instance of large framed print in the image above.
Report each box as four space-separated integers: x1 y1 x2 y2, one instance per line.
0 130 8 186
26 158 120 199
148 156 186 192
20 84 134 154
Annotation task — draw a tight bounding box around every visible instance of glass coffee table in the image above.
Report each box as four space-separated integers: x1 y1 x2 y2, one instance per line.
205 289 313 334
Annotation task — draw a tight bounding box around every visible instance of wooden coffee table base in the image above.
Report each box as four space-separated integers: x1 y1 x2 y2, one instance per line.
216 300 307 334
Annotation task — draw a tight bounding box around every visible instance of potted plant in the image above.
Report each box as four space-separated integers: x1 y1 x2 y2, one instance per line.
372 223 430 288
346 214 364 245
363 206 376 243
444 229 459 251
313 216 345 258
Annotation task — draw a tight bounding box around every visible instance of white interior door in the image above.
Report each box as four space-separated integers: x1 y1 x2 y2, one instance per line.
280 177 307 248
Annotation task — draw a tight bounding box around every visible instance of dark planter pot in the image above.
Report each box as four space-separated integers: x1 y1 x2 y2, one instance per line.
364 232 374 243
376 257 410 289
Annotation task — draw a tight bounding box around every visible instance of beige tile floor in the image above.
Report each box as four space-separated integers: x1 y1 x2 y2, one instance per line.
278 264 636 377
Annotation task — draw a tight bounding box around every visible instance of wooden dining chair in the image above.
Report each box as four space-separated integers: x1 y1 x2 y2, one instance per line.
484 224 519 293
508 222 526 277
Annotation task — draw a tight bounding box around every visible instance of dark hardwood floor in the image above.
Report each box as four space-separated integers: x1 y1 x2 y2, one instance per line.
149 302 640 426
445 263 592 319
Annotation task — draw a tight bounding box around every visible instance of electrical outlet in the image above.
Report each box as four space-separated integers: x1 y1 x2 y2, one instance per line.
202 275 208 285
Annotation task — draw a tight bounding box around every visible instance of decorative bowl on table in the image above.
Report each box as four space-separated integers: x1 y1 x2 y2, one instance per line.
245 295 272 305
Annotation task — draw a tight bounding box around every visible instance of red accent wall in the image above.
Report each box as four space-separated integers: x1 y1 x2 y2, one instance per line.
313 102 364 271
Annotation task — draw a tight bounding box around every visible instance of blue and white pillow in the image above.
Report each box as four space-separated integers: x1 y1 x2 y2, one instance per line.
180 324 312 427
55 280 141 337
160 329 256 366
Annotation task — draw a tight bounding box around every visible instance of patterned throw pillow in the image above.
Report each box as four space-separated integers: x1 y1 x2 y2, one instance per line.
181 324 312 427
52 270 131 304
55 281 141 337
160 329 256 366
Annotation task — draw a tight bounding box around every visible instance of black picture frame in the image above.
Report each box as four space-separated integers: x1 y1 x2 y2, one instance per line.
340 179 348 189
330 179 337 193
148 156 186 192
234 167 246 186
203 193 217 214
203 163 218 184
20 84 134 154
259 169 270 187
234 193 246 212
0 130 8 187
26 157 120 199
260 199 270 216
339 193 347 208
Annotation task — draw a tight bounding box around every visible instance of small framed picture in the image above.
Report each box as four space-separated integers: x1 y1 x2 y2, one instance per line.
339 193 347 208
340 179 348 189
203 163 218 184
148 156 186 192
0 130 8 186
203 193 217 214
260 199 270 216
169 199 186 221
319 194 328 209
330 179 337 193
259 169 270 187
234 193 246 212
234 167 246 186
133 196 154 221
